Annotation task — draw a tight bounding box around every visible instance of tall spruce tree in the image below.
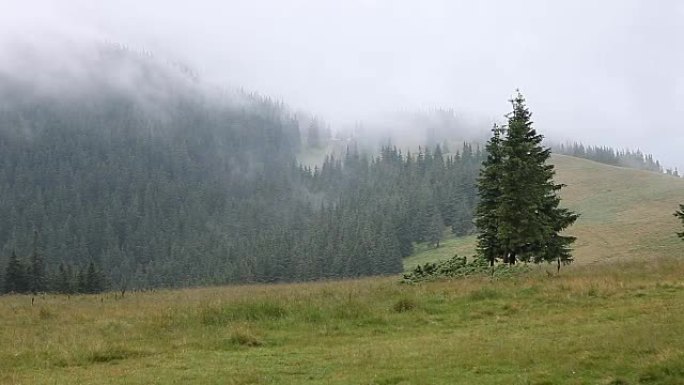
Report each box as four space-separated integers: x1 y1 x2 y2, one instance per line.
477 92 578 265
475 124 505 266
675 205 684 240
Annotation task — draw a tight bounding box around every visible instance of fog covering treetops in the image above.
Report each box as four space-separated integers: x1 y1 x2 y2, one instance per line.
0 42 482 291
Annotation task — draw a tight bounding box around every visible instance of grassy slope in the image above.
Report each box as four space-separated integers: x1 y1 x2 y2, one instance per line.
405 154 684 269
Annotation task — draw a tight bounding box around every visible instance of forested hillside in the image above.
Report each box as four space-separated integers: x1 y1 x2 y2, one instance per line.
553 142 678 175
0 44 481 292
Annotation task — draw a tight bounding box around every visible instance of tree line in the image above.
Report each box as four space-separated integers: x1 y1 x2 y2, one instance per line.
554 142 679 176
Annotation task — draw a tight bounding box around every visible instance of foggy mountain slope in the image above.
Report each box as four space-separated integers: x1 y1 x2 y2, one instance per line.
0 43 483 290
0 44 306 286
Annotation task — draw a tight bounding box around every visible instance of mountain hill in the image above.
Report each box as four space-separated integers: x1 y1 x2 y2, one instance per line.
553 154 683 264
405 154 684 269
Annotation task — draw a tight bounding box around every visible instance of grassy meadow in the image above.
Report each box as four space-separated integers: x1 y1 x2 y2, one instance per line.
2 258 684 384
2 154 684 384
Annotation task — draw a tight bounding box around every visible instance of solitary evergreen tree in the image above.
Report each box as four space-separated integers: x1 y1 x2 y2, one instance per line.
675 205 684 240
477 92 578 266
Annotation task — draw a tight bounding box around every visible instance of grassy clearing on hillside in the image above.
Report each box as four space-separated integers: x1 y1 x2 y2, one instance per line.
551 154 684 264
3 257 684 385
403 235 477 271
404 155 684 270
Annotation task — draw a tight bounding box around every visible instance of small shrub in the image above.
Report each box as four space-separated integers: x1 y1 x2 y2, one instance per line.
587 286 599 297
374 376 408 385
38 307 55 320
402 255 529 283
607 378 630 385
229 328 263 347
88 347 144 363
392 297 418 313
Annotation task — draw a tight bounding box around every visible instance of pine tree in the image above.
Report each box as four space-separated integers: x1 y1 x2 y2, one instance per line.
426 208 444 248
4 251 29 294
55 263 73 294
475 124 505 266
675 205 684 240
477 92 578 266
28 232 46 294
85 261 105 294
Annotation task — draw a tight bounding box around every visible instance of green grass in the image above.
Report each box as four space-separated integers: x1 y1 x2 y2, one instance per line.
552 154 684 264
403 235 477 271
3 257 684 384
405 155 684 270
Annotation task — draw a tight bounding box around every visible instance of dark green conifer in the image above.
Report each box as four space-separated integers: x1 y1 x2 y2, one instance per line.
28 232 46 293
477 92 578 266
4 251 29 294
426 208 444 248
475 124 505 266
84 261 105 294
55 263 73 294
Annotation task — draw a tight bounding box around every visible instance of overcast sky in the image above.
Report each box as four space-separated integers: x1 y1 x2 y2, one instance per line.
1 0 683 170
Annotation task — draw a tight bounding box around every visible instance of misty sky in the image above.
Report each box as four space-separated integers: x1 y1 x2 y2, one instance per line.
1 0 683 170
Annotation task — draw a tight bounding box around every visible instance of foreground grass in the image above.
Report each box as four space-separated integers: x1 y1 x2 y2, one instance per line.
3 257 684 384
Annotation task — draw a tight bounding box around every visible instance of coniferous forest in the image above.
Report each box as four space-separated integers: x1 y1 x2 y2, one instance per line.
553 142 679 176
0 46 482 292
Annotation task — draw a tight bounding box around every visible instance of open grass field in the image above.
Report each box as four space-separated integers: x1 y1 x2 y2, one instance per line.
2 154 683 384
2 257 684 385
405 155 684 269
